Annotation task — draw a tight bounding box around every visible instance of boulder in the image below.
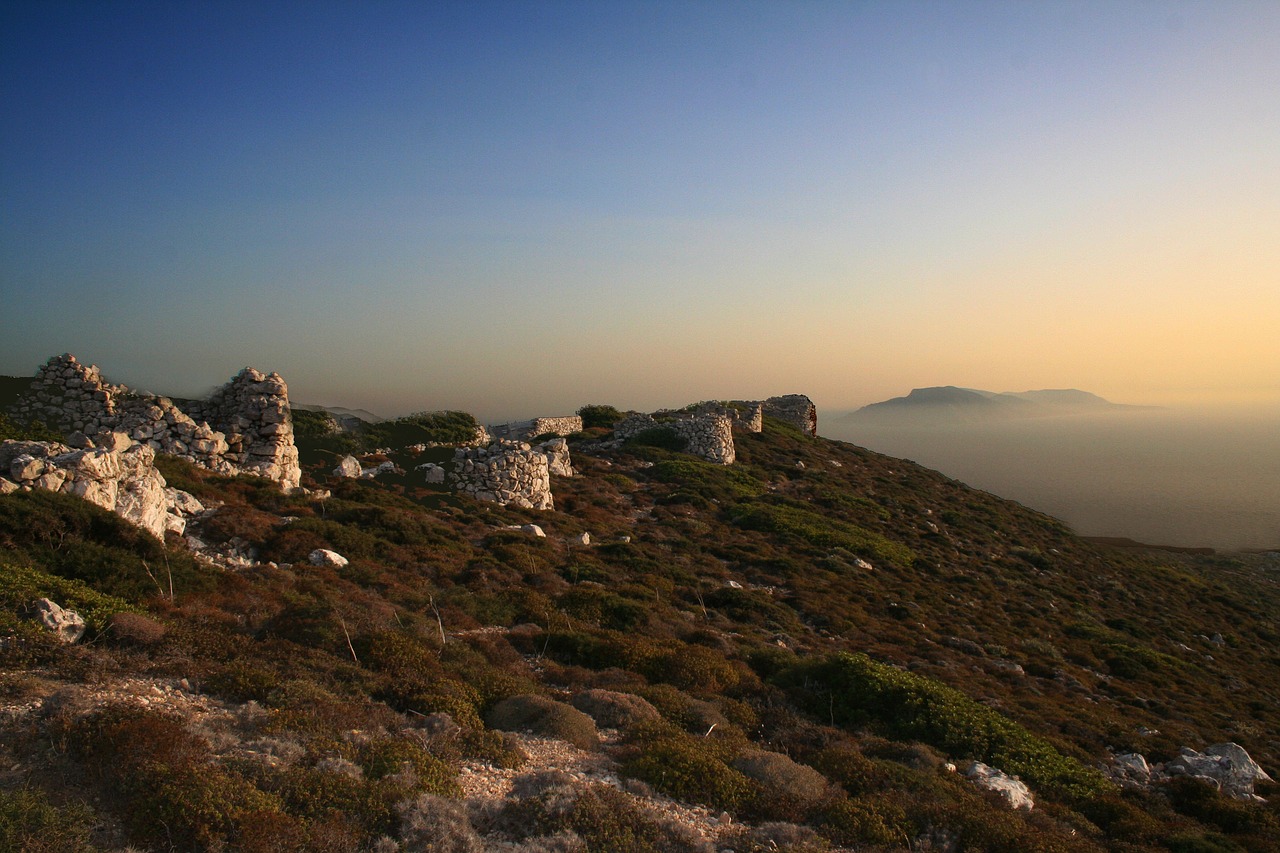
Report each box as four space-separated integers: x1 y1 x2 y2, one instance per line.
333 455 363 478
964 761 1034 810
31 598 87 643
309 549 349 568
1165 743 1273 800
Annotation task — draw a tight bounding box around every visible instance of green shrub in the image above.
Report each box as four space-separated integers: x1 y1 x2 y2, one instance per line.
570 689 662 730
622 729 758 812
648 459 766 501
782 652 1112 802
577 404 623 429
728 500 915 568
625 426 688 452
357 737 459 796
815 795 909 847
0 559 138 631
0 787 97 853
485 694 599 749
733 749 833 819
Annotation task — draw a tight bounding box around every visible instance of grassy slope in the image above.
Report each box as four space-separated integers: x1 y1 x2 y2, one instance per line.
1 415 1278 851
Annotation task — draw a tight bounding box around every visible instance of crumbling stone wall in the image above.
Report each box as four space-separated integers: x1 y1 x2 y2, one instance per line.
447 440 554 510
489 415 582 441
763 394 818 436
614 412 736 465
12 355 300 491
694 401 763 433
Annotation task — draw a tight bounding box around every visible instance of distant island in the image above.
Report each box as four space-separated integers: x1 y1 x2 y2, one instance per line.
840 386 1148 424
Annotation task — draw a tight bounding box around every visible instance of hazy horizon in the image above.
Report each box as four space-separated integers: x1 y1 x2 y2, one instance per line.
824 404 1280 552
3 2 1279 419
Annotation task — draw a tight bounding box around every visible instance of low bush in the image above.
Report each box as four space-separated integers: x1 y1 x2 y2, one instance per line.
0 786 97 853
570 689 662 730
732 749 833 819
577 405 623 430
621 729 758 812
486 695 600 750
781 652 1112 802
728 499 915 569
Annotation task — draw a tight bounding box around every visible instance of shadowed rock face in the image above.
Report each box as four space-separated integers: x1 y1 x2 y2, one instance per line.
12 354 301 491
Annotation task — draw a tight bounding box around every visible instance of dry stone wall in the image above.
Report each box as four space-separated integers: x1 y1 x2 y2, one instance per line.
763 394 818 436
614 412 736 464
12 354 300 491
489 415 582 441
448 440 554 510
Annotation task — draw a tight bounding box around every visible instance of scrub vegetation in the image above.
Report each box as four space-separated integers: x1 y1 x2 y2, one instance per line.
1 412 1278 851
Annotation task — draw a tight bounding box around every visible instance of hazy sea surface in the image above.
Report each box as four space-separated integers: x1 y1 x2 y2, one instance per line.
821 407 1280 551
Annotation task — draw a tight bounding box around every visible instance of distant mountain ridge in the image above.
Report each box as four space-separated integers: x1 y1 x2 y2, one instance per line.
843 386 1141 423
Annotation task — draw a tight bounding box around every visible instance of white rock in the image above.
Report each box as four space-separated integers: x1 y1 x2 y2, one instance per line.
333 455 363 478
964 761 1034 810
1166 743 1273 800
309 548 349 568
31 598 87 643
577 532 591 545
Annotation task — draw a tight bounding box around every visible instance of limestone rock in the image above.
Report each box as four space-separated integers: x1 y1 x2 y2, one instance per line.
0 440 170 538
538 437 576 477
309 549 349 568
31 598 87 643
333 455 363 478
1166 743 1273 800
964 761 1034 810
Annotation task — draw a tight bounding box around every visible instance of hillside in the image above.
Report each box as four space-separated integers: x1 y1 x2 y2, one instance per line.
843 387 1139 424
2 381 1279 851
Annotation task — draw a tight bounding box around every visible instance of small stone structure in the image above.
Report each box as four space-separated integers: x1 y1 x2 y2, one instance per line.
614 412 736 465
763 394 818 436
694 401 764 433
11 354 301 491
448 440 555 510
489 415 583 441
0 437 204 539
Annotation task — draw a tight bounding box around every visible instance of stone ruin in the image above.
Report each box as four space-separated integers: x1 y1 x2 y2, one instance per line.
417 436 574 510
605 394 817 465
10 354 301 491
762 394 818 436
446 440 555 510
488 415 582 442
614 412 737 465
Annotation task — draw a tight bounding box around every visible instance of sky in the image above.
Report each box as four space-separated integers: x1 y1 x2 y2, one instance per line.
3 0 1278 423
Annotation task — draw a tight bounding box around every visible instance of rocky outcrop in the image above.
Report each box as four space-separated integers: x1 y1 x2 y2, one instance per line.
10 355 300 491
964 761 1034 810
449 441 554 510
763 394 818 436
0 437 198 539
1110 743 1273 801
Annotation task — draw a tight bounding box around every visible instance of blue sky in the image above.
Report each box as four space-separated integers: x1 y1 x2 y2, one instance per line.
3 1 1278 421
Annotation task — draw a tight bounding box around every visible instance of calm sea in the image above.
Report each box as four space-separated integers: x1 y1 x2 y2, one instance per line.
821 407 1280 552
